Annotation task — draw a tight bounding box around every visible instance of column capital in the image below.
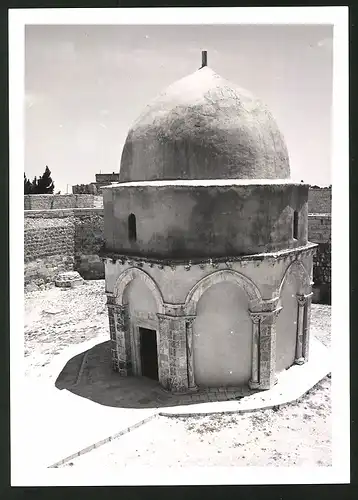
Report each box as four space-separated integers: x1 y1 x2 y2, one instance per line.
107 302 128 313
296 292 313 307
249 312 262 324
249 307 282 324
185 316 196 326
106 293 116 306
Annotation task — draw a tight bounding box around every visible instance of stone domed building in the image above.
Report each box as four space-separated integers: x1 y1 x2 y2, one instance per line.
102 52 317 393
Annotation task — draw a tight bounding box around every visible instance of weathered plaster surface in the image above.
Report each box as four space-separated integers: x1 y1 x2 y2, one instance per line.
104 183 308 258
120 67 290 182
193 281 252 387
276 271 299 372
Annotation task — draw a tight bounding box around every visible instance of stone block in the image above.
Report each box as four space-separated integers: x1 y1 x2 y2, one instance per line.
55 271 83 288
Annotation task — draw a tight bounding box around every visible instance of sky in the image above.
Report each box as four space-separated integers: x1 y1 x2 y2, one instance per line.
25 24 333 194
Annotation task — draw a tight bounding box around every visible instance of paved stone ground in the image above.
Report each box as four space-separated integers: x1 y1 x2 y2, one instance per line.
55 339 255 409
24 280 332 468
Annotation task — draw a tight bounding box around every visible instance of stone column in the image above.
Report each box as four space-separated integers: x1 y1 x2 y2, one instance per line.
302 292 313 362
157 314 189 393
106 295 131 376
248 312 261 390
106 294 119 372
295 295 306 365
249 308 282 390
296 292 313 363
185 317 198 392
157 314 170 390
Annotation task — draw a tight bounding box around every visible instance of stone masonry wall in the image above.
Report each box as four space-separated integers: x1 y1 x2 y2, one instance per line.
72 184 98 195
74 209 105 279
24 208 104 291
308 214 331 304
24 210 75 289
308 214 331 242
308 188 331 214
24 194 99 210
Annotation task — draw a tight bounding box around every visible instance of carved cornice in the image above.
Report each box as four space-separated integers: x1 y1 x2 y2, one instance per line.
100 243 318 269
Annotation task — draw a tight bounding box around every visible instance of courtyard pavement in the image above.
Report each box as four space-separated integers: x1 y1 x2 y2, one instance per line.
20 333 331 469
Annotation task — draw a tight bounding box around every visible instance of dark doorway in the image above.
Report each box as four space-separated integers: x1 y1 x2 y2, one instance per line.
139 327 159 381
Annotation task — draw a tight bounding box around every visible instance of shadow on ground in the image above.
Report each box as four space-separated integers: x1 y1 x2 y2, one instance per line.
55 341 253 409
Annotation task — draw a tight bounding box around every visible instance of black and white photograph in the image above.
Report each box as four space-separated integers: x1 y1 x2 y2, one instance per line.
9 7 349 486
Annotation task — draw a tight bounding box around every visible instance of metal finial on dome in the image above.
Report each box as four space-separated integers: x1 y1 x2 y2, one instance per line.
201 50 207 68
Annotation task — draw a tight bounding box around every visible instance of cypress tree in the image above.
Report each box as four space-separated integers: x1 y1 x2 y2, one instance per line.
37 166 55 194
31 176 38 194
24 173 33 194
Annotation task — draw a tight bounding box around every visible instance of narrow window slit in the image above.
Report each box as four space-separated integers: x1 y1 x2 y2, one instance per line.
128 213 137 241
293 210 299 239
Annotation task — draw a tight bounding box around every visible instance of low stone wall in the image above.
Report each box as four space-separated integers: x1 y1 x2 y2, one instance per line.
24 194 100 210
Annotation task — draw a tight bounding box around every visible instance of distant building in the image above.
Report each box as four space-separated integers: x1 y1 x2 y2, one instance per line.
72 172 120 194
95 172 120 188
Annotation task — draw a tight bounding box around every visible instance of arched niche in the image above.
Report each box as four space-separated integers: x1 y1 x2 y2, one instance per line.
276 260 311 373
278 260 311 298
113 267 165 314
192 281 252 387
123 276 159 317
184 269 262 316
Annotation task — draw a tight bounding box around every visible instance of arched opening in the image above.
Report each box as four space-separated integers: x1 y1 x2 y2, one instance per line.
128 213 137 241
123 277 159 380
293 210 299 239
192 281 251 387
276 271 298 372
